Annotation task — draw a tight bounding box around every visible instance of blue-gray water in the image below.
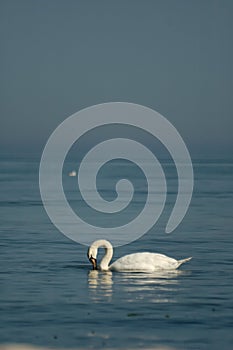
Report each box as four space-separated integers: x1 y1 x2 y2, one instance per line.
1 156 233 349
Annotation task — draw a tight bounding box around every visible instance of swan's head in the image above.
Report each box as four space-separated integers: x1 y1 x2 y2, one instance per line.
87 246 97 270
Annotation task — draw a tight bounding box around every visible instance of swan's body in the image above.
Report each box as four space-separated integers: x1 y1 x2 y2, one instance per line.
87 239 192 272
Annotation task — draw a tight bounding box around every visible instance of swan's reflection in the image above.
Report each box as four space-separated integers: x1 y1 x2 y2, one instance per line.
119 269 184 288
88 270 113 301
88 269 190 303
116 270 186 303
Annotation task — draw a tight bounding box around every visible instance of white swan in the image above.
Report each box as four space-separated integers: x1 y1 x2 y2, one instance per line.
87 239 192 272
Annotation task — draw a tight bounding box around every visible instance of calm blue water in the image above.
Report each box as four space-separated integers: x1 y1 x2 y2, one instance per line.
1 156 233 349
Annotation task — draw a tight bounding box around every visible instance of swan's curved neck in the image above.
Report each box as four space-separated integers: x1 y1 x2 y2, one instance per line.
92 240 113 271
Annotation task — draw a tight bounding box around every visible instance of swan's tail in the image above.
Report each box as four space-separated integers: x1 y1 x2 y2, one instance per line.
177 256 192 267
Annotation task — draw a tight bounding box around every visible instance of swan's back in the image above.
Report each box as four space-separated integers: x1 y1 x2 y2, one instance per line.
109 252 191 272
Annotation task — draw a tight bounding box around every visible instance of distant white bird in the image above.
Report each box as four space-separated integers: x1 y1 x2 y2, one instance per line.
68 170 76 177
87 239 192 272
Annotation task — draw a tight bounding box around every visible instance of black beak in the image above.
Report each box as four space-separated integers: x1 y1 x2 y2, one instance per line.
89 257 97 270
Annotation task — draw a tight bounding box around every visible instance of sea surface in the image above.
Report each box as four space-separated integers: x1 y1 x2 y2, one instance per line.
0 156 233 349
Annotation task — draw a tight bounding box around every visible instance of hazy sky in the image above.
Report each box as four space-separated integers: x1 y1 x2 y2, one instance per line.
1 0 232 157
